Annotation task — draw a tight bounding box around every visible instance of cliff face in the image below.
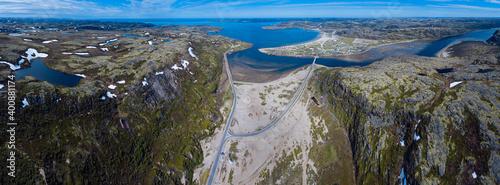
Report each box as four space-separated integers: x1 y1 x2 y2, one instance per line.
315 54 500 184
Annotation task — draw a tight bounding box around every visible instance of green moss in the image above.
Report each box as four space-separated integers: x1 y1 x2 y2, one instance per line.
228 169 234 184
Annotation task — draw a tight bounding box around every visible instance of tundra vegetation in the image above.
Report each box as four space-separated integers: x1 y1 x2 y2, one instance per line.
0 19 251 184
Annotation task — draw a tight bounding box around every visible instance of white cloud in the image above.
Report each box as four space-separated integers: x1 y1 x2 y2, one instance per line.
487 0 500 4
0 0 123 18
123 0 177 17
447 4 500 11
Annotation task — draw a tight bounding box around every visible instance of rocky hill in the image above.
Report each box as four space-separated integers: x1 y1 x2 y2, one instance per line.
487 30 500 46
312 54 500 184
0 25 251 184
445 30 500 58
316 53 500 184
263 18 500 41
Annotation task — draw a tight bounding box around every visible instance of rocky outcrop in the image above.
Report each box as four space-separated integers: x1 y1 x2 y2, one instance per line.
0 24 252 184
140 68 181 109
487 30 500 46
315 54 500 184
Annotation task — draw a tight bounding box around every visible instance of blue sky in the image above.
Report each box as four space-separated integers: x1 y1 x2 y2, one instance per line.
1 0 500 18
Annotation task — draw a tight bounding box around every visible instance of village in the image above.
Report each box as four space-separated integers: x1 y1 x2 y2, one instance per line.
259 31 390 57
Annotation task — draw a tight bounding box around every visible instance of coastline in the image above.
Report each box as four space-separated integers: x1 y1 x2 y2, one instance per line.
436 41 461 58
258 32 420 61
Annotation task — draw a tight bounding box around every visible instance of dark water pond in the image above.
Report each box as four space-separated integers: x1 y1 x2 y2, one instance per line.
436 68 453 73
477 69 495 73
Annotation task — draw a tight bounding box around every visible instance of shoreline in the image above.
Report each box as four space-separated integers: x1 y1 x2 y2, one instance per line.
436 41 462 58
258 27 500 60
258 33 421 61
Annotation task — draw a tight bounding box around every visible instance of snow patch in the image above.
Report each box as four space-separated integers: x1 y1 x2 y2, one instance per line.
0 84 4 89
24 48 48 62
414 124 420 141
75 74 86 78
75 53 89 56
181 60 189 69
142 78 148 86
148 41 153 45
9 33 27 36
117 80 126 84
86 46 97 49
62 52 73 55
188 47 198 60
400 140 405 147
0 61 20 70
42 39 58 44
450 81 463 88
472 172 477 179
155 71 164 75
22 98 29 108
100 96 106 100
171 64 182 70
106 91 117 98
100 48 109 51
398 168 407 185
23 38 32 41
105 39 117 44
108 85 117 89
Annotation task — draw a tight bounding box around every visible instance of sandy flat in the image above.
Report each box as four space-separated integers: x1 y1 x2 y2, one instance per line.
194 64 325 185
229 66 309 134
215 76 320 184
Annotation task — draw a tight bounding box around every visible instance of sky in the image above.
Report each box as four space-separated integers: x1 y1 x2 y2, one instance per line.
1 0 500 19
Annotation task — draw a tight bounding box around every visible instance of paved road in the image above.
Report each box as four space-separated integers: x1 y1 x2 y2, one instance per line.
207 51 317 185
207 47 238 185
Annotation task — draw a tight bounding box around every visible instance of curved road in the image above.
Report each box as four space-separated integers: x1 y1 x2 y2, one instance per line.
207 47 316 184
207 47 238 185
229 57 316 138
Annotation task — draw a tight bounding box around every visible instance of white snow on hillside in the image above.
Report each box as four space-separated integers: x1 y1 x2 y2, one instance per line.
188 47 198 60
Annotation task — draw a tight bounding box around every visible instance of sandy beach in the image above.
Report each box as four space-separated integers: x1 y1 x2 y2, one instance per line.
436 41 461 58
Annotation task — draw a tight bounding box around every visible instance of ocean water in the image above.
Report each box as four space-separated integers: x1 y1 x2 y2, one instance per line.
104 19 375 81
